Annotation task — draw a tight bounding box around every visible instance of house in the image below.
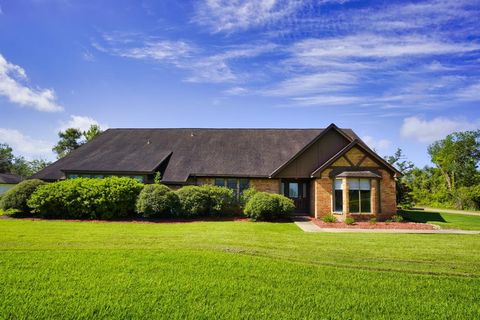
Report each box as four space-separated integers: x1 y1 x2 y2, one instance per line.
0 173 23 195
33 124 400 220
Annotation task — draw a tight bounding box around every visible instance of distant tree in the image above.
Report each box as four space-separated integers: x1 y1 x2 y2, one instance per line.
385 148 415 207
9 156 31 177
0 143 14 173
84 124 103 142
52 128 83 159
28 159 51 175
428 130 480 191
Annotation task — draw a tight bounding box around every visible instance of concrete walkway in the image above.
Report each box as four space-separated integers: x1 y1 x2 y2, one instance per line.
292 217 480 234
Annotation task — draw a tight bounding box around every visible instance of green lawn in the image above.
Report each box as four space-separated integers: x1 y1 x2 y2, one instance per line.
0 219 479 319
400 209 480 230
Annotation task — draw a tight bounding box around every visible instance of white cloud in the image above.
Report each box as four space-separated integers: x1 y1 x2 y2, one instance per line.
224 86 248 95
0 128 54 160
0 54 63 112
288 95 361 106
59 115 107 132
116 40 195 61
362 135 392 151
400 116 480 143
292 35 480 60
193 0 303 33
456 81 480 101
263 72 357 96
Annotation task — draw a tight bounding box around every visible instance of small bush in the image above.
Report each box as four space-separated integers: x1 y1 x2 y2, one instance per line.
244 192 294 221
322 214 337 223
369 218 377 224
28 177 143 219
391 214 404 222
0 179 45 214
240 188 257 207
345 217 355 225
135 184 180 217
201 185 235 215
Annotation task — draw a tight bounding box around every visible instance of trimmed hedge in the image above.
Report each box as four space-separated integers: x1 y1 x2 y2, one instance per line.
28 177 143 219
135 184 180 217
244 192 295 221
176 185 235 216
0 179 45 214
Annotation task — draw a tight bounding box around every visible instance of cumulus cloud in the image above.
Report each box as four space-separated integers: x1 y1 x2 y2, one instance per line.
59 115 107 132
0 54 63 112
0 128 54 160
362 135 392 151
400 116 480 143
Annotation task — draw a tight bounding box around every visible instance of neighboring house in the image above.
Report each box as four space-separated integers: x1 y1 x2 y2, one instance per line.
0 173 23 195
33 124 400 220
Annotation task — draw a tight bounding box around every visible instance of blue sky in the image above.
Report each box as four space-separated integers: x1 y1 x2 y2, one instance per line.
0 0 479 166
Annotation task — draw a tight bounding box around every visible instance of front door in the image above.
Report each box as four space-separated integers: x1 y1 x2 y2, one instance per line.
281 180 310 214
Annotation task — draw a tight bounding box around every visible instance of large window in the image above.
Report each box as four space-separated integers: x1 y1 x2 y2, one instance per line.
214 178 250 199
348 179 371 213
333 179 343 213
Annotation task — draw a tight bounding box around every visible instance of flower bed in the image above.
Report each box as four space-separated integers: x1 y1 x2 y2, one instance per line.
312 219 436 230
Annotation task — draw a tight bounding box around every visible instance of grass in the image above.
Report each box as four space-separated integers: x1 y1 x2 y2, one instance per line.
400 209 480 230
0 219 479 319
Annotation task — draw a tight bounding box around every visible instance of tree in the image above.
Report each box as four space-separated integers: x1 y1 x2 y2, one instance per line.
28 159 51 175
52 128 83 159
0 143 14 173
385 148 415 207
428 130 480 192
84 124 103 142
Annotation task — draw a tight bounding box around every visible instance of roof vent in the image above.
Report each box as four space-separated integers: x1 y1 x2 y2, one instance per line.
191 133 194 137
147 139 151 145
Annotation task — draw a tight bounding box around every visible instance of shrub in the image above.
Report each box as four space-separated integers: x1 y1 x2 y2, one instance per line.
201 185 235 215
28 177 143 219
322 214 337 223
135 184 180 217
345 217 355 225
0 179 45 214
244 192 295 221
369 218 377 224
391 214 404 222
240 188 257 207
176 185 236 217
175 186 210 216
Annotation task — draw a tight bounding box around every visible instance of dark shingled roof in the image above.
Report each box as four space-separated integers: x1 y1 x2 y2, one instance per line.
0 173 23 184
33 127 360 183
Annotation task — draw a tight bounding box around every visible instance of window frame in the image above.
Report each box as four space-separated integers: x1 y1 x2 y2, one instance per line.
213 178 250 200
332 178 343 214
348 178 371 214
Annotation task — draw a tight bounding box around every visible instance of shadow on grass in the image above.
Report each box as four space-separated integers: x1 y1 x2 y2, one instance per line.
400 209 447 223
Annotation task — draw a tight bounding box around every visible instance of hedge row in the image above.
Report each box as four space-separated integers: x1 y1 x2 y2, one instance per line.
1 178 295 221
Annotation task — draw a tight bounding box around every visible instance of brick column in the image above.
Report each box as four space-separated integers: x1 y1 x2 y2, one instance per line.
342 177 349 216
371 179 378 215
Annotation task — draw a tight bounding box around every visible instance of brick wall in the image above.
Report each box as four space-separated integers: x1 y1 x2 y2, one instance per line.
313 169 333 218
250 178 280 193
378 169 397 218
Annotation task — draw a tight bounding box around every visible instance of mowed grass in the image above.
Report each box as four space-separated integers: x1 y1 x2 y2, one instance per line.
0 219 479 319
401 209 480 230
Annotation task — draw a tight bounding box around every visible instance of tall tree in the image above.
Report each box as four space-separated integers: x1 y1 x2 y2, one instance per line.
428 130 480 191
0 143 14 173
84 124 103 142
52 128 84 159
385 148 415 206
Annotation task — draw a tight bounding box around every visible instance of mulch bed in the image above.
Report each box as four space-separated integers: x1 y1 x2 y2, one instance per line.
312 219 436 230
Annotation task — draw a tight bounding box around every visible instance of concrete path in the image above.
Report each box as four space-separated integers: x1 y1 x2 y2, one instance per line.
417 207 480 216
292 216 480 234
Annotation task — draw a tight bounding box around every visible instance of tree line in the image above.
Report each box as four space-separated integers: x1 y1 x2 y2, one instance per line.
387 130 480 211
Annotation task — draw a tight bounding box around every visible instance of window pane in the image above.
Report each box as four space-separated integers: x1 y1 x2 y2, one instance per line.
360 179 370 190
334 189 343 212
281 182 285 195
227 178 238 198
334 179 343 190
214 178 225 187
289 183 299 198
360 190 371 213
348 179 360 190
239 179 249 192
349 190 360 213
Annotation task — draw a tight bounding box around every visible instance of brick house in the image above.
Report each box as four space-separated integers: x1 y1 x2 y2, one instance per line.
33 124 400 220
